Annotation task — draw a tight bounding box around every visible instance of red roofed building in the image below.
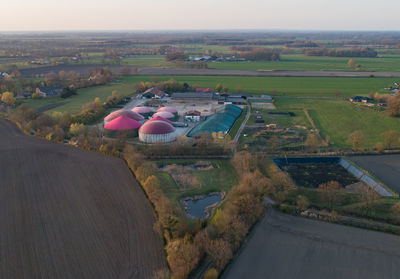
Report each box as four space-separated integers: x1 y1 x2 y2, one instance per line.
185 110 201 122
196 88 214 93
142 87 166 99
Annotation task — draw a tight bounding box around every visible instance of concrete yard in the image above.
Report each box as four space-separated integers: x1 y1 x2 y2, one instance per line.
224 209 400 279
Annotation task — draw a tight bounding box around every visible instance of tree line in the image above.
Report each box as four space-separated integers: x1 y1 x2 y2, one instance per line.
304 47 378 57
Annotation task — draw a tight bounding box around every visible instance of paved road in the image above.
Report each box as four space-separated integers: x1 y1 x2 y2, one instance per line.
19 64 400 78
234 105 251 142
224 209 400 279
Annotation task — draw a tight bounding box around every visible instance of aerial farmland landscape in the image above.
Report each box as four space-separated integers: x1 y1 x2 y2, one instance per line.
2 1 400 279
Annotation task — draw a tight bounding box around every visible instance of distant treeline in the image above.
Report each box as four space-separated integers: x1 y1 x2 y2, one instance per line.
304 47 378 57
238 48 280 61
286 40 320 48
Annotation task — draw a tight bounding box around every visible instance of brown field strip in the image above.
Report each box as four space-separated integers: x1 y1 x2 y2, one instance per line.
0 119 165 279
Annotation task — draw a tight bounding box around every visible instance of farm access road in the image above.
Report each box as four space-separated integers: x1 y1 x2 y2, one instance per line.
19 64 400 78
0 119 165 279
224 209 400 279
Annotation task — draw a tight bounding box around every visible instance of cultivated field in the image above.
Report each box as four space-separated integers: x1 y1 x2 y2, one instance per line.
349 154 400 194
224 209 400 279
0 120 165 279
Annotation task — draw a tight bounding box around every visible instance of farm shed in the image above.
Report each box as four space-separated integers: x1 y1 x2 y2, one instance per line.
36 86 63 98
172 92 214 100
187 104 242 137
104 109 144 123
139 120 176 143
185 110 201 122
142 87 166 99
104 116 142 137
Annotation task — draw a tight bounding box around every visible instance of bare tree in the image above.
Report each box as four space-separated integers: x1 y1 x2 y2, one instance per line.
348 130 364 151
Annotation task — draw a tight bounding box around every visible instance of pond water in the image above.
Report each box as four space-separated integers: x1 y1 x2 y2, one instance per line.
183 194 222 219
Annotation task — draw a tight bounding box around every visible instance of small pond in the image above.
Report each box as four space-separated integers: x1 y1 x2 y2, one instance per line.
182 193 222 219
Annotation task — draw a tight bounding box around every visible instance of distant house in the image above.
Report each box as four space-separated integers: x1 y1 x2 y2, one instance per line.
0 72 9 78
36 86 63 98
185 110 201 122
349 96 373 103
16 91 32 99
190 56 217 62
172 92 214 100
378 102 387 107
142 87 166 99
196 88 214 93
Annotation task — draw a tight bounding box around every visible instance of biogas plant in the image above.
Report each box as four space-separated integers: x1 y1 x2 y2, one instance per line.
103 90 246 144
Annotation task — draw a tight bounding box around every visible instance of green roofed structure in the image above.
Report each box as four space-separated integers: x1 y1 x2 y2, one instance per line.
187 104 242 137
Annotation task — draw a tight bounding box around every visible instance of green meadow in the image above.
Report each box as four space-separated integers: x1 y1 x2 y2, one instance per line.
275 98 400 148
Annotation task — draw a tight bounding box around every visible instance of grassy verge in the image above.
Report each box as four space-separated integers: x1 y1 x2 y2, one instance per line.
228 106 247 138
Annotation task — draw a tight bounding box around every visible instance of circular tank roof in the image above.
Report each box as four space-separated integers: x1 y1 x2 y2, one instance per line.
104 116 142 130
148 115 173 125
132 106 153 114
139 120 175 134
152 111 175 119
157 106 177 113
104 110 144 122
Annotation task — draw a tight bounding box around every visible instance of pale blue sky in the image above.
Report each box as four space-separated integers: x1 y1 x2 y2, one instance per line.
2 0 399 31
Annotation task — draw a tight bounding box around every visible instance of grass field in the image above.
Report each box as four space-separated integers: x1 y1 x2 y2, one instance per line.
25 82 134 114
275 98 400 148
121 55 166 67
209 54 400 72
125 75 398 97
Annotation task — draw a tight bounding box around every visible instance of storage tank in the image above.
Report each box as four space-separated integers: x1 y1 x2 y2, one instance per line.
104 116 142 137
139 120 176 143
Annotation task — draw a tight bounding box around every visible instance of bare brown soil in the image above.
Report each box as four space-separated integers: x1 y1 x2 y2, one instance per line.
0 119 166 279
349 154 400 194
224 209 400 279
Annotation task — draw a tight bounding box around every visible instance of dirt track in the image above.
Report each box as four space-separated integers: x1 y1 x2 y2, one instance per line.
349 154 400 194
19 64 400 78
224 209 400 279
0 119 166 279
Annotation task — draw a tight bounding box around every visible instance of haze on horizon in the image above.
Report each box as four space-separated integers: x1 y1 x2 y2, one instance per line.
2 0 400 31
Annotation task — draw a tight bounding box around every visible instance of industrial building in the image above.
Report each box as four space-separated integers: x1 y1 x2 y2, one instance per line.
187 104 242 137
